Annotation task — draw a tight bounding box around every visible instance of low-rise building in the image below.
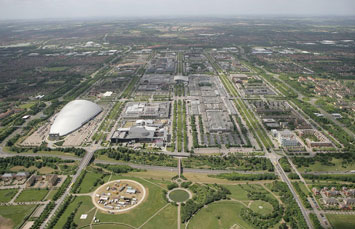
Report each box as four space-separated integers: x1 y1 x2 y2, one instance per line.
276 130 300 147
312 187 320 195
15 172 29 180
323 198 338 205
1 173 15 181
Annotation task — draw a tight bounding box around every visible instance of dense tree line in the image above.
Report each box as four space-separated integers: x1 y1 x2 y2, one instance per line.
181 184 230 223
167 183 178 190
53 176 72 201
302 174 355 183
0 126 17 143
279 157 291 172
177 100 183 152
241 191 283 228
95 163 139 174
292 153 354 169
71 170 86 194
270 181 308 228
184 155 274 171
309 213 323 229
8 145 86 157
234 115 251 146
0 156 73 174
288 173 300 180
5 134 21 147
47 195 74 228
190 115 199 148
96 147 177 167
292 182 311 209
212 172 277 181
183 101 188 152
30 201 56 229
181 181 192 188
63 201 82 229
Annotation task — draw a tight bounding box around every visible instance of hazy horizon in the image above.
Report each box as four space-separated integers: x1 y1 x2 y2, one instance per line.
0 0 355 20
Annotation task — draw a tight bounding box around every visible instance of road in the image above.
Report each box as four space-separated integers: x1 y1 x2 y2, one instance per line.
287 156 331 228
309 98 354 139
273 159 313 229
40 147 96 229
264 69 346 147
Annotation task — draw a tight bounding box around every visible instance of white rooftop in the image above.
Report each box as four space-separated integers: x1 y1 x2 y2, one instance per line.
49 100 102 136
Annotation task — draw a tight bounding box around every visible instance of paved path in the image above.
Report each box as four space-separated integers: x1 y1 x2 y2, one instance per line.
178 203 181 229
324 210 355 215
137 203 170 229
9 188 22 204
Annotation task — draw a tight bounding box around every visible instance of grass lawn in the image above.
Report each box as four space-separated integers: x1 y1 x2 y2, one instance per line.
45 189 57 201
298 182 310 195
38 166 56 174
10 165 38 172
19 102 35 109
223 184 249 200
94 175 168 228
249 200 274 216
92 224 132 229
141 204 177 229
326 214 355 229
188 201 252 229
0 204 37 228
78 171 110 194
169 190 189 202
15 189 49 202
297 158 355 173
0 189 18 203
53 196 95 229
224 184 271 202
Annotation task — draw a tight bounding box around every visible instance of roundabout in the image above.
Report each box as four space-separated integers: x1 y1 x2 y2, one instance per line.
92 179 147 214
167 188 192 203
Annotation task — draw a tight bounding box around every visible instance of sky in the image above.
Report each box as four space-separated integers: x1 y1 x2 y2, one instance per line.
0 0 355 20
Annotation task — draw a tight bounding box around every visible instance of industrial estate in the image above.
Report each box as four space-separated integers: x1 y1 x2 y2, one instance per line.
0 16 354 229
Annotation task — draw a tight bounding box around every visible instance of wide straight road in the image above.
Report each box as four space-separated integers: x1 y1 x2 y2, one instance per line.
273 161 313 229
40 148 96 229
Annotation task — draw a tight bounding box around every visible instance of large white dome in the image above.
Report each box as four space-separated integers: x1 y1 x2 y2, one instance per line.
49 100 102 136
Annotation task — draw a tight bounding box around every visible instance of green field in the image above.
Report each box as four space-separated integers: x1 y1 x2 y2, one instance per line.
224 184 250 200
45 189 57 201
297 158 355 172
54 175 168 229
169 189 190 202
0 189 18 203
326 214 355 229
140 204 177 229
15 189 49 202
0 204 37 228
249 200 274 216
224 184 271 202
95 175 167 228
19 102 36 109
92 224 133 229
53 196 95 229
188 202 252 229
78 171 109 193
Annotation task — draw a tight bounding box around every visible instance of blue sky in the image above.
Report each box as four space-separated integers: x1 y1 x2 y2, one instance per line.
0 0 354 20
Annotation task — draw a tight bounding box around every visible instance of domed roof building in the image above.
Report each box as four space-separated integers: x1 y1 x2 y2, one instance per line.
49 100 102 137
